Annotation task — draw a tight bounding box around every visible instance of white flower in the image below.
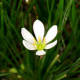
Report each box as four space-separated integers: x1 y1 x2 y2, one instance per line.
25 0 29 3
21 20 57 56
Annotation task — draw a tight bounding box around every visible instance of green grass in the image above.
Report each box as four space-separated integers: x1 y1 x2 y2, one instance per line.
0 0 80 80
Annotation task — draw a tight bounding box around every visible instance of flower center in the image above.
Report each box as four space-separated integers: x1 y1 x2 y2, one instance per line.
33 36 46 50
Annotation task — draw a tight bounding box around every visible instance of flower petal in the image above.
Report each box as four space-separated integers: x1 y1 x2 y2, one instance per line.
45 40 57 49
45 25 57 44
22 40 36 50
21 28 35 43
36 50 46 56
33 20 45 41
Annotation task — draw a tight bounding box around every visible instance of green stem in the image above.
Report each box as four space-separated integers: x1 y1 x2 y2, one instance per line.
46 54 59 73
55 74 67 80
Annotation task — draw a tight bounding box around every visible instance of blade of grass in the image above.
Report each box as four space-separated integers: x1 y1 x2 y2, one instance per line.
44 54 59 79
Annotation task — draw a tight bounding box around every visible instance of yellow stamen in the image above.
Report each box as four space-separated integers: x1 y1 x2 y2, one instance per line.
33 37 37 43
32 37 46 50
38 36 41 43
32 43 36 45
43 37 46 43
43 43 46 46
39 46 41 48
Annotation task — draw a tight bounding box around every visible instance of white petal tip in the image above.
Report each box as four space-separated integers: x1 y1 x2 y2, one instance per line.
33 19 44 41
53 25 57 27
52 25 57 31
21 28 25 33
34 19 41 22
45 40 57 49
21 28 25 30
22 40 36 50
36 50 46 56
45 25 57 43
21 27 35 43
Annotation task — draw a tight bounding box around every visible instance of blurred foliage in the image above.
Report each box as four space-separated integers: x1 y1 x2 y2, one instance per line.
0 0 80 80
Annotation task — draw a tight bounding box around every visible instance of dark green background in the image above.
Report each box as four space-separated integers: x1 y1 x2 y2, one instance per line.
0 0 80 80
